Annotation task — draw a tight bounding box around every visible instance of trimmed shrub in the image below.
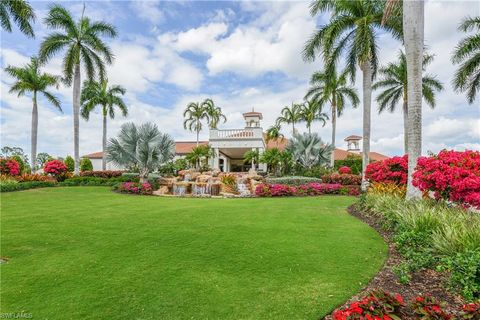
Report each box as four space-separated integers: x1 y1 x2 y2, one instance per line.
322 173 362 185
338 166 352 174
255 183 343 197
334 154 362 175
365 155 408 185
80 158 93 172
64 156 75 172
11 155 28 174
115 182 153 195
60 176 138 186
0 180 57 192
15 174 56 182
265 176 322 186
0 158 20 176
44 160 68 181
79 170 123 178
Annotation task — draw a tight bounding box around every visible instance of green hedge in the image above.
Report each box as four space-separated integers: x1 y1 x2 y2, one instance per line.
0 181 57 192
59 176 139 186
265 176 322 186
334 155 362 175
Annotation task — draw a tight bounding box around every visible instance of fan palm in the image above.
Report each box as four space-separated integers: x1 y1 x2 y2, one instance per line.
0 0 35 37
185 145 212 170
373 50 443 153
303 0 402 188
106 122 175 182
80 79 128 170
183 102 208 146
452 16 480 104
300 101 329 134
259 148 282 175
265 124 284 146
39 4 117 174
305 68 359 166
285 132 333 170
5 57 62 170
276 103 303 134
243 149 260 170
202 98 226 129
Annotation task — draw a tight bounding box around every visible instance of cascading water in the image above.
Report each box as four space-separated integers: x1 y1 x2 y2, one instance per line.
236 176 251 196
172 183 187 196
192 183 211 196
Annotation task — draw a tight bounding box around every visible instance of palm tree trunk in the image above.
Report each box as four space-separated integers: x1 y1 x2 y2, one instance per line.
292 122 295 134
73 63 81 175
404 0 424 200
31 91 38 172
330 101 337 167
402 99 408 154
308 124 311 134
361 61 372 191
102 109 107 171
196 128 199 147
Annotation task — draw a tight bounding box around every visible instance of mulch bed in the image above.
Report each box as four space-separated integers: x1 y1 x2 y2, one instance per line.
322 204 466 320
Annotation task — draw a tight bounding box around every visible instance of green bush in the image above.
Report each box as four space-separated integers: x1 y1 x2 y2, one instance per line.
294 165 333 178
0 181 57 192
265 176 322 186
11 155 29 174
80 158 93 172
60 176 138 186
334 154 362 175
64 156 75 172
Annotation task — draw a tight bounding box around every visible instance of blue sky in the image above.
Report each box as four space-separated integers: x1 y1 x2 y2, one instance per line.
1 0 479 159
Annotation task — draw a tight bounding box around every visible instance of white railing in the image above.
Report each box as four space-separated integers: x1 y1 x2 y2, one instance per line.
210 128 263 140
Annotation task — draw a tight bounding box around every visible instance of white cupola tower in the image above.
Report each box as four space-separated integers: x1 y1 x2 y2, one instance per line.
243 108 263 128
345 135 362 152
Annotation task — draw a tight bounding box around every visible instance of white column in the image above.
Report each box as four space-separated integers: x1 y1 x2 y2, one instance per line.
213 148 220 170
258 147 266 172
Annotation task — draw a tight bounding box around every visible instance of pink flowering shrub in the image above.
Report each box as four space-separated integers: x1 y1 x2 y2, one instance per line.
322 173 362 185
339 166 352 174
365 155 408 185
412 150 480 209
0 158 20 176
44 160 68 176
117 182 153 195
255 183 342 197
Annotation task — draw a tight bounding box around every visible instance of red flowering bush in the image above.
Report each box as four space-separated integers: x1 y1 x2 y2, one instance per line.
332 290 404 320
0 158 20 176
322 173 362 185
80 170 123 178
339 166 352 174
365 155 408 185
412 150 480 209
459 302 480 319
411 295 452 319
117 182 153 195
44 160 68 176
255 183 343 197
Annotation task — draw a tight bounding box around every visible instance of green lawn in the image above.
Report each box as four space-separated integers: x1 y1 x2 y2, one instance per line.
1 187 386 319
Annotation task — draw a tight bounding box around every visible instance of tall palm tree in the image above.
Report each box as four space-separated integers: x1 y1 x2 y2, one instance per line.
39 4 117 174
300 100 329 134
403 0 424 199
276 103 303 134
303 0 402 189
80 79 128 170
452 16 480 104
0 0 35 37
373 50 443 153
183 102 208 146
202 98 226 129
5 57 62 170
305 68 359 167
265 124 284 147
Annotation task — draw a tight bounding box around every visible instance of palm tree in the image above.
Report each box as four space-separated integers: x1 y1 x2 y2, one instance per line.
452 16 480 104
39 4 117 174
305 68 359 167
80 79 128 170
106 122 175 182
276 103 303 134
185 145 212 170
183 102 208 146
260 148 282 175
5 57 62 170
303 0 402 189
373 50 443 153
265 124 284 146
285 132 333 170
300 100 329 134
243 149 260 170
202 98 226 129
0 0 35 37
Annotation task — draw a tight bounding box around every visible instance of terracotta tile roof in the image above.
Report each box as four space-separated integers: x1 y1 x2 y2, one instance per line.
243 111 263 119
175 141 208 154
344 135 362 141
264 134 288 150
82 151 103 159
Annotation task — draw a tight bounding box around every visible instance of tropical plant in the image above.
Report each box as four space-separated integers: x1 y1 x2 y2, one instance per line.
106 122 175 182
80 158 93 172
243 149 260 170
452 16 480 104
303 0 402 188
185 145 213 170
183 102 208 146
305 68 359 166
36 152 52 168
278 150 294 176
265 124 284 145
300 100 328 134
80 79 128 170
202 98 226 129
0 0 35 37
286 132 333 170
64 155 74 172
260 148 282 175
276 103 303 134
5 57 62 171
39 4 117 174
373 50 443 153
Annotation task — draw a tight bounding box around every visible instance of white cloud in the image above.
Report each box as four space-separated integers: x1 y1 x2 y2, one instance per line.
130 0 164 25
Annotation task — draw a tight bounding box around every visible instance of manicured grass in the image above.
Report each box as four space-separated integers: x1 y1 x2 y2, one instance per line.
1 187 386 319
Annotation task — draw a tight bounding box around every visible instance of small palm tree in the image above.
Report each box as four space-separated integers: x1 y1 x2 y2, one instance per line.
300 100 329 134
5 57 62 170
373 50 443 153
39 4 117 174
243 149 260 170
80 79 128 170
265 124 284 146
202 98 226 129
260 148 282 175
106 122 175 182
183 102 208 146
185 145 212 170
285 132 332 170
0 0 35 37
305 68 359 166
452 16 480 104
278 150 294 176
276 103 303 134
